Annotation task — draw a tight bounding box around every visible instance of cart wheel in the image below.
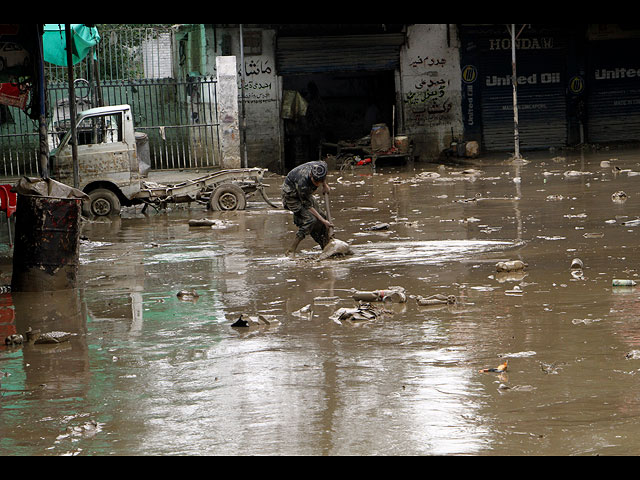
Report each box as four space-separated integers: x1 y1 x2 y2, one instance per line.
209 184 247 211
83 188 121 217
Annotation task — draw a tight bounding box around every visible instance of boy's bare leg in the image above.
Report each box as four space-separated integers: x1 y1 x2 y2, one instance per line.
286 236 303 257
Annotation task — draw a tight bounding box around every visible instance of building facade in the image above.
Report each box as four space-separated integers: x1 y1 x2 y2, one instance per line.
173 24 640 173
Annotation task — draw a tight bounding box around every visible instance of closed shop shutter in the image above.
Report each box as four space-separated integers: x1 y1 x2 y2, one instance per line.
480 50 568 151
276 34 405 75
460 26 569 152
586 39 640 143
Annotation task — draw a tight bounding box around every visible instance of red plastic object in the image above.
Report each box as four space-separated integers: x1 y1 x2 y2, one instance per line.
0 185 16 218
0 184 16 246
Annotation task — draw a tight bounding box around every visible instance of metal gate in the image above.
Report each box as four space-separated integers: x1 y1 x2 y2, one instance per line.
47 76 222 170
0 25 221 178
0 76 221 177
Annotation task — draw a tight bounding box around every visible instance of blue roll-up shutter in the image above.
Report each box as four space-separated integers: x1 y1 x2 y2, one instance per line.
586 38 640 143
460 26 569 152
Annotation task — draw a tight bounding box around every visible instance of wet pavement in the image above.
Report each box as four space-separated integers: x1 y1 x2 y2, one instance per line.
2 147 640 455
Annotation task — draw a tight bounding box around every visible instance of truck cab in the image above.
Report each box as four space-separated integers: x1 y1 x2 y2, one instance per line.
49 104 150 216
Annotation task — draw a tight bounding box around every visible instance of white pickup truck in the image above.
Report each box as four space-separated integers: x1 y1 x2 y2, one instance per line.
49 104 273 216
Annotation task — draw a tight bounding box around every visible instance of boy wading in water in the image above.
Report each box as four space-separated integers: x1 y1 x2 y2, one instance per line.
281 160 334 257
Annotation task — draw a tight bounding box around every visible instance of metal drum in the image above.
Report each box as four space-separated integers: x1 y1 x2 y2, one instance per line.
11 194 82 292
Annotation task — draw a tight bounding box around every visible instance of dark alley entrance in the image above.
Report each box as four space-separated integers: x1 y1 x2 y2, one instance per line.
282 70 396 171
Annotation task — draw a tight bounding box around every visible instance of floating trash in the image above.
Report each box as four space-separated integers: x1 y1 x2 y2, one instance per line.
313 296 340 305
505 286 524 296
496 260 528 272
479 360 508 373
33 331 76 345
612 279 637 287
352 287 406 304
330 303 390 325
612 191 628 204
177 290 200 301
231 314 280 328
416 294 457 306
570 258 584 270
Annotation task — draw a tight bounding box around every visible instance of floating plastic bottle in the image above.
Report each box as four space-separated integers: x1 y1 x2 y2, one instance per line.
496 260 528 273
352 287 407 304
613 279 637 287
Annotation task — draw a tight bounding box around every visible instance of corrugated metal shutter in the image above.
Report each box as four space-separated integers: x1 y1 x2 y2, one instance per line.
459 26 569 152
587 39 640 143
276 34 405 75
480 52 568 151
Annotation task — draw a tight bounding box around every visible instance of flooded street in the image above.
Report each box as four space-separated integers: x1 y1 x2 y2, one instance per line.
3 147 640 455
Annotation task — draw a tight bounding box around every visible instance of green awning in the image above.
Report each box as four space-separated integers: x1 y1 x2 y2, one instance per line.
43 24 100 66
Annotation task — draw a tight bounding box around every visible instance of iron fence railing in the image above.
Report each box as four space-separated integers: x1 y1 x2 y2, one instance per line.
0 75 221 177
0 26 222 178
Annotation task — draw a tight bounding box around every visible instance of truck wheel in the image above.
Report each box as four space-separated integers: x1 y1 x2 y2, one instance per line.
209 184 246 211
84 188 121 217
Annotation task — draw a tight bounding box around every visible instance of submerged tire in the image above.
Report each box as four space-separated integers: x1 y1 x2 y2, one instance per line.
209 184 246 211
84 188 121 217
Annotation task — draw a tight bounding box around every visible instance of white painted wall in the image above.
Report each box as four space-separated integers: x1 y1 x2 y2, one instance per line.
216 56 241 169
238 29 282 172
399 24 463 159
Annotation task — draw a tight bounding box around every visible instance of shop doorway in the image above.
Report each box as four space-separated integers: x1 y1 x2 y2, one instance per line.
282 71 396 171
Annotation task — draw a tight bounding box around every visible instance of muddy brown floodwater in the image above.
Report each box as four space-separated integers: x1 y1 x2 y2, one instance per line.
3 147 640 455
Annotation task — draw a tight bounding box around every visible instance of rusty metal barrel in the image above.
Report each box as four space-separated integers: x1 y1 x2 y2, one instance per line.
11 194 83 292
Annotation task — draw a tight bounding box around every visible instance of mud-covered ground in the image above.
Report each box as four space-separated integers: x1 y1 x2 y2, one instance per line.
3 147 640 455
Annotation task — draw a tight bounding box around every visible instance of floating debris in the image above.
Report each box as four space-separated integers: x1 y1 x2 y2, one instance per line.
313 296 340 305
231 314 280 328
570 258 584 270
352 287 406 304
564 170 592 177
612 191 628 204
540 362 563 375
416 294 457 306
364 222 390 231
622 219 640 227
612 279 637 287
505 286 524 296
456 193 482 203
4 334 23 345
479 360 508 373
33 331 76 345
292 304 312 319
188 218 232 229
316 238 353 262
496 260 528 272
546 194 564 201
330 302 390 325
177 290 200 301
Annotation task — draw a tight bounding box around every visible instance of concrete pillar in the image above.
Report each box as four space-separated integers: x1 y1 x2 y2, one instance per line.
216 56 241 169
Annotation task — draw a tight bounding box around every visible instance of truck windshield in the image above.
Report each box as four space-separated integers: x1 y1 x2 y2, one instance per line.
76 112 123 145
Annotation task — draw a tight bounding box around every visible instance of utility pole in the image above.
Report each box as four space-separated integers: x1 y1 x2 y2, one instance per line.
239 24 248 168
65 24 79 188
508 24 528 160
35 24 49 179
